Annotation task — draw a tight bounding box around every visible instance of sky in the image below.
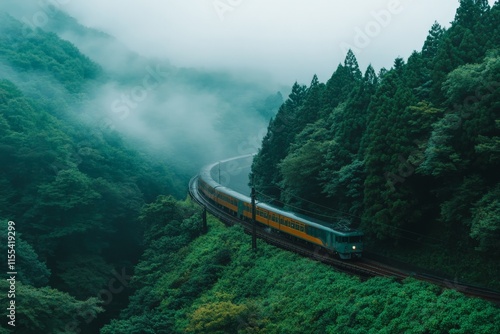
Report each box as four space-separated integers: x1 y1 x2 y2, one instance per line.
1 0 497 165
52 0 496 85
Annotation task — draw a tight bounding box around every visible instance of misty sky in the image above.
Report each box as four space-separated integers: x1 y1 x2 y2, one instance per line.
57 0 496 85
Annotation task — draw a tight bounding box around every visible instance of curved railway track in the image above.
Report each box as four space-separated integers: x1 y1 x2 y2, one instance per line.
189 175 500 305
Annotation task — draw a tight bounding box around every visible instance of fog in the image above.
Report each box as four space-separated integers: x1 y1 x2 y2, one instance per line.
1 0 496 172
60 0 495 84
0 0 286 172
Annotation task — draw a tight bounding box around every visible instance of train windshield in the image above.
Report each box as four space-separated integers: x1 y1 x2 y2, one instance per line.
349 236 362 243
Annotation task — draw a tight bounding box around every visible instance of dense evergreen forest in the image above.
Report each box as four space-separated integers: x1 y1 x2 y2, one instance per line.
0 7 280 333
0 12 185 333
100 205 500 333
0 1 499 333
251 0 500 287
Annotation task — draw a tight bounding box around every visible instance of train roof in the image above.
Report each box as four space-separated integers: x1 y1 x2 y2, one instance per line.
199 159 363 237
256 201 361 236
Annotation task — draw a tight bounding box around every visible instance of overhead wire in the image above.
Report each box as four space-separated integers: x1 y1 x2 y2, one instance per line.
254 184 443 244
255 190 347 222
255 184 361 219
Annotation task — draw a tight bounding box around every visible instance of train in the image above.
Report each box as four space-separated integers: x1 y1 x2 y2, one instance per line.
197 157 363 259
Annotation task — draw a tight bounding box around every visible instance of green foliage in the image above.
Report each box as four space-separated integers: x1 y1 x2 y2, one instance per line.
470 184 500 253
279 127 328 210
0 72 183 299
251 3 500 284
0 16 191 334
139 195 202 245
422 22 445 59
0 13 101 93
0 220 50 287
250 83 308 200
103 218 500 333
186 301 251 333
0 279 103 333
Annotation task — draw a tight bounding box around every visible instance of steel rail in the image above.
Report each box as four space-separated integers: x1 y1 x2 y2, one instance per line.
188 175 500 305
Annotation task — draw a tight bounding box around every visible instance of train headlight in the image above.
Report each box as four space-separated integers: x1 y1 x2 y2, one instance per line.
352 245 356 250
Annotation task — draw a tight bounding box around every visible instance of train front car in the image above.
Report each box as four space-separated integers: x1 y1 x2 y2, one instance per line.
197 156 364 260
332 229 363 259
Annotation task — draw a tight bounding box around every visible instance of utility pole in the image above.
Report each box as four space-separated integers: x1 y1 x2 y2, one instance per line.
251 179 257 250
218 161 221 183
202 206 207 234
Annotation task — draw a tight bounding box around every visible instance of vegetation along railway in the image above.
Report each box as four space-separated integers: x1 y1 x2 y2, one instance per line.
188 155 500 305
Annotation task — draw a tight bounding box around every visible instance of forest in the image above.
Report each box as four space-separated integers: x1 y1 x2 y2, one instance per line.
0 0 498 333
99 200 500 333
0 8 279 333
251 0 500 288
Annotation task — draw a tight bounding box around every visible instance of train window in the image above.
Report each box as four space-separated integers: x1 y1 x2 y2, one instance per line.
349 236 362 243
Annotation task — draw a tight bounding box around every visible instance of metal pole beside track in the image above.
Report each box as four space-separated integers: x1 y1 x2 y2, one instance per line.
202 206 207 234
251 186 257 250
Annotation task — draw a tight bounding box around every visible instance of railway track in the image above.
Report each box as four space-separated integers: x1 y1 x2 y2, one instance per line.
189 175 500 305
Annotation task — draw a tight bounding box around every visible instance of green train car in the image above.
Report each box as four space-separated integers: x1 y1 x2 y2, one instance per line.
198 159 363 259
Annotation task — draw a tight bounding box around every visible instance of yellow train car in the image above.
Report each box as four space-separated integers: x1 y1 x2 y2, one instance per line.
198 159 363 259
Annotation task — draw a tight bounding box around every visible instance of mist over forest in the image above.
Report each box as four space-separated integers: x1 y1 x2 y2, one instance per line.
0 1 499 333
0 0 285 175
0 2 285 332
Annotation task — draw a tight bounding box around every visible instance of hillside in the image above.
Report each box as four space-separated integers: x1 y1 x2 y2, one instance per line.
0 7 282 332
251 0 500 288
0 1 498 333
0 13 189 333
101 196 500 333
